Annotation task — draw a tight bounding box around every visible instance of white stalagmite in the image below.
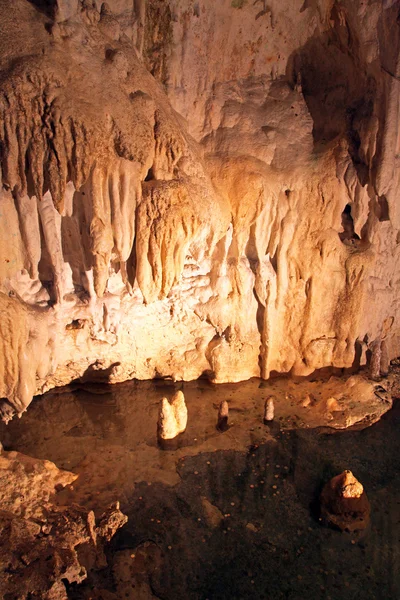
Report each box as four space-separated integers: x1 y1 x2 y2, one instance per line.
158 399 177 441
264 397 275 422
170 391 188 434
157 391 188 440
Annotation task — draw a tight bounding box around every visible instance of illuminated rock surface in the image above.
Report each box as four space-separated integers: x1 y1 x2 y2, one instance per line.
0 0 399 419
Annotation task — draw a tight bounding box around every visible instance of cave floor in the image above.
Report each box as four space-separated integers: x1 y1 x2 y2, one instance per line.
1 374 399 599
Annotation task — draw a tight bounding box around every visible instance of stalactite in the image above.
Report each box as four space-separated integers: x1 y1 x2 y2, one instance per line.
0 0 399 420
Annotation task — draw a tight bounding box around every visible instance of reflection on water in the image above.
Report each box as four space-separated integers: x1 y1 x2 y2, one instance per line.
1 379 399 599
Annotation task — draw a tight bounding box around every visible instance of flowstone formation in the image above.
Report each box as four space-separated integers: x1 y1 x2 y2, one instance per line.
0 0 399 420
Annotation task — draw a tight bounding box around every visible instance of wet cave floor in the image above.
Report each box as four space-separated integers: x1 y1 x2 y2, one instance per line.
1 375 400 600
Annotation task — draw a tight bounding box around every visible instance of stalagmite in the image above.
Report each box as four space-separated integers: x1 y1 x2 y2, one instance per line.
158 399 177 441
157 392 188 442
380 340 390 377
170 391 188 434
264 397 275 422
217 400 229 431
320 470 370 532
369 340 382 381
295 71 303 94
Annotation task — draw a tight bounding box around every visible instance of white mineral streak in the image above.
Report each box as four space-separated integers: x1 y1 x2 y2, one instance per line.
0 0 399 420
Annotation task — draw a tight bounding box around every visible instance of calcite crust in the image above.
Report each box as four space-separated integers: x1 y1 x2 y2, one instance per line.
0 0 398 420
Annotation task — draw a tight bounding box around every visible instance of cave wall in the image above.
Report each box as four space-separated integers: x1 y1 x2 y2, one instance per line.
0 0 399 420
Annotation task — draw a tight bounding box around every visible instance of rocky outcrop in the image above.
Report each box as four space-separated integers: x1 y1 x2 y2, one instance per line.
0 449 127 599
0 0 399 419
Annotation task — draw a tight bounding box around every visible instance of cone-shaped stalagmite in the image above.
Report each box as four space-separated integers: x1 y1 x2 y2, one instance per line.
320 470 370 532
217 400 229 431
264 396 275 422
157 391 188 441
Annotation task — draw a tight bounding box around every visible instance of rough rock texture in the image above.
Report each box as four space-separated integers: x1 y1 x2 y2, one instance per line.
0 450 77 520
320 469 371 531
0 0 399 419
0 449 127 599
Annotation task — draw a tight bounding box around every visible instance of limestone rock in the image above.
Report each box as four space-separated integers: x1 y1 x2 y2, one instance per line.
320 470 370 532
0 450 77 520
0 0 399 417
95 501 128 541
0 450 127 599
158 398 176 441
370 338 391 380
301 394 314 408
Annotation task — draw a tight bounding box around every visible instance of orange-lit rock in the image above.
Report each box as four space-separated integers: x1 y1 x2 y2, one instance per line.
320 470 370 532
0 0 398 420
0 450 127 599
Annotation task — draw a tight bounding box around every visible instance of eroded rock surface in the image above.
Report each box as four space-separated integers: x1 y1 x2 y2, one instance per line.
0 0 399 419
0 450 127 599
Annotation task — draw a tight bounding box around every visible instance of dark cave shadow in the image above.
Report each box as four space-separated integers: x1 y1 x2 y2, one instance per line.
284 7 374 169
77 361 122 385
27 0 57 18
